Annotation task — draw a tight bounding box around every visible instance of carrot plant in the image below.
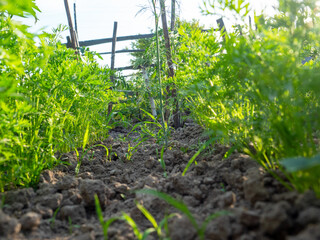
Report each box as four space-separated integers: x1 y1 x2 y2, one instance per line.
0 1 120 191
176 0 320 196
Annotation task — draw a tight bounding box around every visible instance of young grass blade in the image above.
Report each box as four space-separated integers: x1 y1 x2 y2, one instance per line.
135 189 198 230
82 123 90 151
159 145 167 177
159 213 179 239
136 201 161 237
94 194 119 240
182 137 217 176
122 212 142 239
140 108 157 122
74 148 81 176
94 194 106 236
82 144 109 162
141 228 156 240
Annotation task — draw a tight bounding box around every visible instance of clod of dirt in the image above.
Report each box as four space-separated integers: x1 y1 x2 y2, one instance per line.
35 193 63 210
216 191 236 208
237 208 260 228
287 224 320 240
168 214 197 240
294 190 320 210
260 201 292 235
296 207 320 227
0 209 21 238
205 215 232 240
79 179 111 208
243 168 270 204
56 175 79 190
19 212 41 231
33 203 53 219
4 188 35 208
59 205 87 223
223 169 244 190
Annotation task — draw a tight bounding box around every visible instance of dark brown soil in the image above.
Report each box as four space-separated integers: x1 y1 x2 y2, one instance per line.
1 123 320 240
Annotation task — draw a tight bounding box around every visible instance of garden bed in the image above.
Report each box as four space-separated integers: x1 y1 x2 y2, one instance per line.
1 123 320 240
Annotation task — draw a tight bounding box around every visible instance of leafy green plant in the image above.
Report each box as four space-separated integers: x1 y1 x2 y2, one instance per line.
175 0 320 196
0 0 119 190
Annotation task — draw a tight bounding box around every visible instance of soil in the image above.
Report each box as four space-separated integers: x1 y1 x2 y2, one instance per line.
1 122 320 240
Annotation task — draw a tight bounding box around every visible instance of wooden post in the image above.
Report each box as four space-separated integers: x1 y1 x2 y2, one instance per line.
160 0 180 128
74 3 78 37
171 0 176 31
160 0 174 79
217 17 227 41
237 25 243 35
108 22 118 115
110 21 118 83
64 0 79 49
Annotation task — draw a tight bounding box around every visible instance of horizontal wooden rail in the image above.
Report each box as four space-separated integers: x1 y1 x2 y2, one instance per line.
98 49 145 55
115 73 139 78
115 64 155 71
66 29 217 48
79 33 155 47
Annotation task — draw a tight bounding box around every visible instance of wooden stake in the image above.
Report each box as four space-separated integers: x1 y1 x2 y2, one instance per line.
159 0 180 128
171 0 176 31
217 17 227 41
74 3 78 37
108 21 118 115
64 0 78 49
110 21 118 82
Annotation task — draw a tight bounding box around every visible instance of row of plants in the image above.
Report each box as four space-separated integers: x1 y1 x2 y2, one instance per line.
177 1 320 195
0 0 121 191
125 0 320 196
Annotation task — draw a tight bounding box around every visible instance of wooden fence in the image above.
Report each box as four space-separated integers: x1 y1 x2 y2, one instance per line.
64 1 226 75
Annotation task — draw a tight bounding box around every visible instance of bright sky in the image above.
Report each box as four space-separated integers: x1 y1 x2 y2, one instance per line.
21 0 277 69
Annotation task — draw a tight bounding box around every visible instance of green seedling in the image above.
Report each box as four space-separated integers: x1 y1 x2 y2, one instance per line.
49 207 60 229
75 144 109 176
94 194 119 240
182 137 217 176
136 189 229 240
159 145 167 178
135 201 177 239
68 217 81 234
122 212 155 240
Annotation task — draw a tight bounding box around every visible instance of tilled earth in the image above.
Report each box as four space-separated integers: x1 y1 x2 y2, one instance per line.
1 123 320 240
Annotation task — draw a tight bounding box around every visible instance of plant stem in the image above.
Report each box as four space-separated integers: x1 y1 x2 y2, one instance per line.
151 0 167 146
